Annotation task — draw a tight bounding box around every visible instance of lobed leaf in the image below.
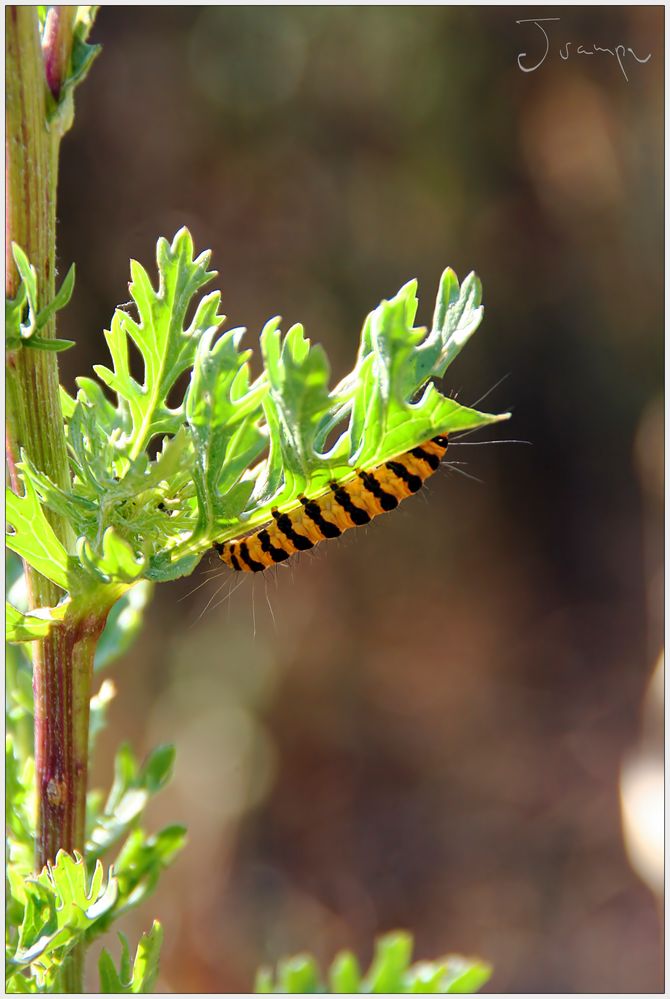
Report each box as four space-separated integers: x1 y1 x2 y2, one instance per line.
8 231 508 596
184 266 507 550
6 602 57 642
5 969 40 993
5 477 72 592
64 6 101 96
87 742 176 861
185 325 267 538
77 527 147 585
93 228 220 461
441 957 492 994
98 922 163 994
6 244 76 351
9 851 117 989
363 932 414 993
92 825 187 933
5 234 503 995
6 558 69 644
255 932 492 994
276 955 322 994
328 951 362 994
10 244 38 339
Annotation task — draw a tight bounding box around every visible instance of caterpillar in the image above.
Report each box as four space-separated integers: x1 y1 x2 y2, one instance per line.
213 435 448 573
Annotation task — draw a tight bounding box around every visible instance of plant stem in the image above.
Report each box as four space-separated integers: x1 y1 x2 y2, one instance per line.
60 945 86 996
5 7 72 525
5 0 91 878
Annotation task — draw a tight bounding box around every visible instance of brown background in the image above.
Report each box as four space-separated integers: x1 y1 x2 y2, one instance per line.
55 7 663 992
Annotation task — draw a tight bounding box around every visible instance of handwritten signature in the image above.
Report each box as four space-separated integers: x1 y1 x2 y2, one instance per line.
516 17 652 82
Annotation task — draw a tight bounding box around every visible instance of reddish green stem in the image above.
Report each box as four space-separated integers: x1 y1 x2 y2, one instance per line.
6 9 102 992
6 10 93 992
5 0 88 875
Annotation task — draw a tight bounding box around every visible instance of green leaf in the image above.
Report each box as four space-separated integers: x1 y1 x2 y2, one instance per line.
77 527 147 585
255 932 491 994
6 555 70 642
177 260 508 557
11 244 38 338
6 602 56 642
5 472 130 633
5 969 39 993
5 283 27 344
6 247 76 349
6 476 72 591
9 852 117 988
142 744 176 792
34 263 76 333
363 932 414 993
406 963 448 993
47 231 234 583
347 274 502 470
87 743 177 861
255 967 275 994
185 325 267 536
93 228 220 461
442 957 492 994
328 951 362 994
22 230 507 590
93 825 186 933
65 6 101 95
98 922 163 993
20 451 97 541
11 461 133 614
261 319 335 486
277 956 322 994
20 335 76 353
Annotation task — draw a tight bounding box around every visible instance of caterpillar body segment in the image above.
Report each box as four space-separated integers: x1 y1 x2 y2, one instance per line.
214 435 448 572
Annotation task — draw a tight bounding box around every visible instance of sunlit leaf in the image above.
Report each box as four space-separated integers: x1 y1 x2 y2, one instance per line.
6 602 55 642
92 229 219 459
10 232 506 593
87 743 177 861
256 932 492 994
93 825 186 933
441 956 492 994
98 922 163 994
5 477 72 591
9 852 117 989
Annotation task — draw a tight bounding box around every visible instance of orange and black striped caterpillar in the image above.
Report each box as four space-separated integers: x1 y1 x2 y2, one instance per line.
214 434 448 572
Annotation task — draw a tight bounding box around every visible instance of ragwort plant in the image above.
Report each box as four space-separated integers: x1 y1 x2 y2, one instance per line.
5 7 507 993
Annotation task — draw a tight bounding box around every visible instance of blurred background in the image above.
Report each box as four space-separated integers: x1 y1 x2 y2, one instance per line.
55 7 663 992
